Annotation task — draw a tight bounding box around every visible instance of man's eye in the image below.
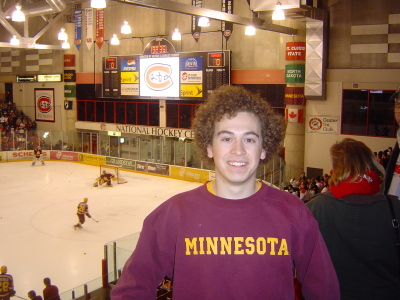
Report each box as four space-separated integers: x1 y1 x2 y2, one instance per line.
221 137 231 142
246 138 255 143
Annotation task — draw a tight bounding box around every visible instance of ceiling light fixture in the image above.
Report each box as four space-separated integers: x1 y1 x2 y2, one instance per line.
110 34 120 45
10 35 19 46
121 21 132 34
58 28 68 41
245 26 256 36
198 16 210 27
62 40 70 49
272 1 285 21
172 28 181 40
12 4 25 22
90 0 106 9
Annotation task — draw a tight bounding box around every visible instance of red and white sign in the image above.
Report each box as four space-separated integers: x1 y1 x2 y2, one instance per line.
285 108 303 123
96 9 104 49
286 42 306 61
35 88 55 122
50 151 79 161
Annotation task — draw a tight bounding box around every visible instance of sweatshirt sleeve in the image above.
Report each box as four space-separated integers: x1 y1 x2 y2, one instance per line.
110 202 177 299
294 217 340 300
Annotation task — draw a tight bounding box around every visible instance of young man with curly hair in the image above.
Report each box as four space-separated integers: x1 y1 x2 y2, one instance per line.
111 85 339 299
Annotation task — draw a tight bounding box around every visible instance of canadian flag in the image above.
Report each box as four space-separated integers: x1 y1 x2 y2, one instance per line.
285 108 303 123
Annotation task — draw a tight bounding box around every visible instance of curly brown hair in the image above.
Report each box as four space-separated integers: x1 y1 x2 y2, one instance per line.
191 85 286 165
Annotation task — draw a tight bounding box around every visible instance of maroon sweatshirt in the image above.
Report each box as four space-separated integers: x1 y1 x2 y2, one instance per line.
111 183 339 299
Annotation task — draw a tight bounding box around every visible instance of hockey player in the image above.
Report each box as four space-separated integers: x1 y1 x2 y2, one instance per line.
32 146 45 166
74 197 91 229
93 170 115 187
0 265 15 300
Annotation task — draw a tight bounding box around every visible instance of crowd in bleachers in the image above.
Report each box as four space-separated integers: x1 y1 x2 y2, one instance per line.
284 172 331 203
374 147 393 170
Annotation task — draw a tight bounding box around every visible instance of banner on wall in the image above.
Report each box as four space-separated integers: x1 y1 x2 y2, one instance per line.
74 9 82 51
191 0 202 42
34 88 55 122
307 115 339 134
64 70 76 82
285 64 305 83
64 54 75 67
221 0 233 41
284 87 305 105
85 8 94 50
286 42 306 60
96 9 104 49
64 85 76 97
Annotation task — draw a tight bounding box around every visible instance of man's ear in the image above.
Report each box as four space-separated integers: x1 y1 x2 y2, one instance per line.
260 148 267 160
207 144 213 158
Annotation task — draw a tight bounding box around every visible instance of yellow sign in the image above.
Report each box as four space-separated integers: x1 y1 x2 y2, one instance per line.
170 166 209 183
108 131 121 136
78 153 106 166
121 72 139 84
180 84 203 98
37 74 62 82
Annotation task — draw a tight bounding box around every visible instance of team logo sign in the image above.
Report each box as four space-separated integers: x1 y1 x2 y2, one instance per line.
144 63 173 91
37 96 52 113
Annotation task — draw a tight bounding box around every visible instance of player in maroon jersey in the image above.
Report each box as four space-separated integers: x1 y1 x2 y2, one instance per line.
93 170 115 187
0 266 15 300
73 197 91 229
32 146 45 166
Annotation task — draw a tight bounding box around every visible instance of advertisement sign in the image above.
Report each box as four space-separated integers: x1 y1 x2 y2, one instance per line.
136 161 169 176
50 151 79 161
285 64 305 83
9 150 49 160
64 70 76 82
35 89 55 122
79 153 106 165
106 157 136 171
170 166 209 182
307 115 339 134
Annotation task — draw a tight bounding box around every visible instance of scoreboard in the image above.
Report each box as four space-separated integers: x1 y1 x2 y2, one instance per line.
102 38 231 100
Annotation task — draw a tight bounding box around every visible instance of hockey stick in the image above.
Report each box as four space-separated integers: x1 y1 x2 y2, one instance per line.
91 216 99 222
14 295 28 300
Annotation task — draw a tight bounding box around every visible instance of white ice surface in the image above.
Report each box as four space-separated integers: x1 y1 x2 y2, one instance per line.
0 161 202 299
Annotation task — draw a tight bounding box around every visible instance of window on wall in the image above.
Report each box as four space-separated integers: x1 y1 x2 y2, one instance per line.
167 102 200 129
342 89 396 137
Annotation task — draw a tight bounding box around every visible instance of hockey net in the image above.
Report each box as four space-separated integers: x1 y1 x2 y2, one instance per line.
100 164 128 184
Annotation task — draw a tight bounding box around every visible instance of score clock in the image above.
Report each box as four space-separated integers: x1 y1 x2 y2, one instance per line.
143 38 176 55
105 57 117 70
208 52 225 67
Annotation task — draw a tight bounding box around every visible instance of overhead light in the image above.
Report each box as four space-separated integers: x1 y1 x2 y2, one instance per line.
58 28 68 41
121 21 132 34
90 0 106 9
110 34 120 45
12 5 25 22
198 16 210 27
172 28 181 40
272 1 285 21
10 35 19 46
245 26 256 36
62 40 70 49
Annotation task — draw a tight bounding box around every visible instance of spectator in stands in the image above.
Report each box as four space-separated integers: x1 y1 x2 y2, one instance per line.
111 85 339 299
28 290 43 300
307 138 400 299
385 90 400 196
42 278 60 300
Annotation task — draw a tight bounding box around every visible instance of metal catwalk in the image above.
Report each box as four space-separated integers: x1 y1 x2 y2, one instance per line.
0 161 201 298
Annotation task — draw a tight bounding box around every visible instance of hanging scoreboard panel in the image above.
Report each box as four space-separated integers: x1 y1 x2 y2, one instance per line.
102 45 230 100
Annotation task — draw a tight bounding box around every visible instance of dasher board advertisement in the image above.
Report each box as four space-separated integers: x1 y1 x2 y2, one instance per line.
102 46 230 100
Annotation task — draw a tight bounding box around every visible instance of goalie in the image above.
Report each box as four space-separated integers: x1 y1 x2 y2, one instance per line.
93 170 116 187
32 146 45 166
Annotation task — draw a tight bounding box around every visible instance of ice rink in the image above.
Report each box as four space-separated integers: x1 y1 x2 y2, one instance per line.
0 160 202 299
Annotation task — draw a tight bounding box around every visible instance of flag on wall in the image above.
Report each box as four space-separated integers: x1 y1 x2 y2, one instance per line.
285 108 303 123
96 9 104 49
191 0 202 42
74 9 82 50
85 8 94 50
221 0 233 41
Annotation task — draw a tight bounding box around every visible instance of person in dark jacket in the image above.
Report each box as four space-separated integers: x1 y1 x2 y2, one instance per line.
42 278 60 300
307 138 400 300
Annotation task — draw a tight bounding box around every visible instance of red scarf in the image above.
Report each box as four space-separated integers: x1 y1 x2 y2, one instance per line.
329 170 381 198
